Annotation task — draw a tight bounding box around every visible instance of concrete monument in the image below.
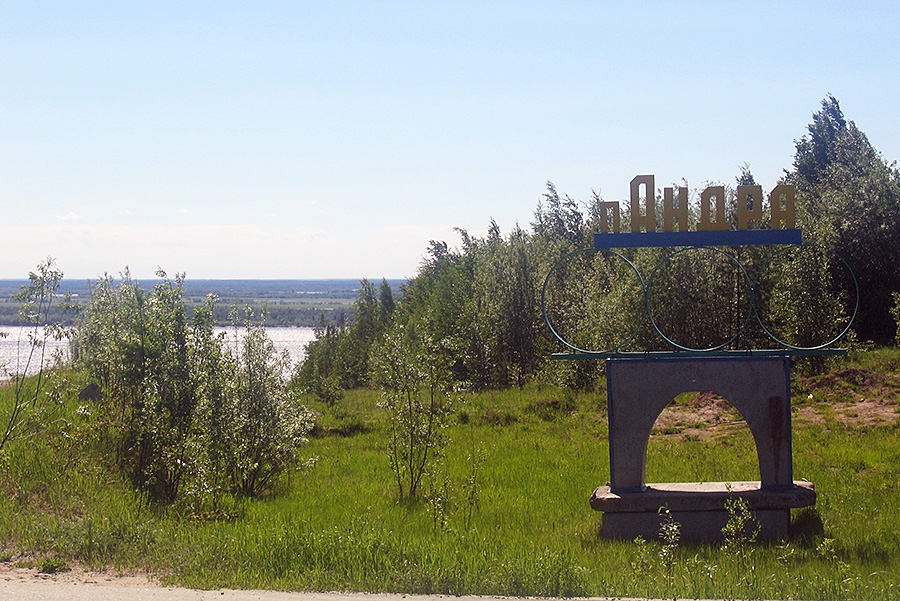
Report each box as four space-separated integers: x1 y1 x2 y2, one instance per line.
543 175 856 542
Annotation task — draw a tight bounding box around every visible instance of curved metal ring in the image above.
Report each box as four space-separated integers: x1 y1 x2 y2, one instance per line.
753 243 859 350
541 247 646 354
645 246 755 352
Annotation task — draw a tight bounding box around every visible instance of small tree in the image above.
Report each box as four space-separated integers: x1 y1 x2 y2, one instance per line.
0 258 71 453
294 313 345 407
372 324 452 501
74 273 315 505
788 95 900 344
229 315 314 497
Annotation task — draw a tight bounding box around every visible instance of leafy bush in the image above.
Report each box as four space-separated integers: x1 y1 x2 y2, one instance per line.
228 320 315 497
71 271 312 505
1 258 73 453
371 325 453 500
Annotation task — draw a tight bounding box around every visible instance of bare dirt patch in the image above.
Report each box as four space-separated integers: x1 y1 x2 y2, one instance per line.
792 367 900 429
654 391 746 441
0 553 156 588
652 368 900 441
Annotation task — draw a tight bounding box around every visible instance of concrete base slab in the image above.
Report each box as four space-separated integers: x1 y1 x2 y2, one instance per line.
601 507 790 542
591 480 816 542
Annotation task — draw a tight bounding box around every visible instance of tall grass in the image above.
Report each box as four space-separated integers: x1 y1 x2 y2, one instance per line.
1 360 900 599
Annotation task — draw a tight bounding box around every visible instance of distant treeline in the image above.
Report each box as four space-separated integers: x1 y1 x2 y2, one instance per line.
0 279 404 327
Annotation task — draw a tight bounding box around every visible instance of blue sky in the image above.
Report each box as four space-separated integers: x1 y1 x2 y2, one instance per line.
2 1 898 280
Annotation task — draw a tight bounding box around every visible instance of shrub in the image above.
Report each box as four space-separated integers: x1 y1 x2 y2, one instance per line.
72 271 313 505
371 325 452 500
0 258 72 453
228 319 315 497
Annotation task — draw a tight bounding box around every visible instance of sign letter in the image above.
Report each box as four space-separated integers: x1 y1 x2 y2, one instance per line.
599 201 621 233
737 185 763 230
663 186 689 232
769 185 796 229
630 175 656 233
698 185 728 230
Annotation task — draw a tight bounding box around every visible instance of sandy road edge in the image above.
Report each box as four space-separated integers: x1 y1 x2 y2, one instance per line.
0 566 647 601
0 580 651 601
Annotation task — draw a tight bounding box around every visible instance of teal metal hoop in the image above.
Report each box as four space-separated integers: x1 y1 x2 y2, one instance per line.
541 248 646 354
753 243 859 350
645 246 755 352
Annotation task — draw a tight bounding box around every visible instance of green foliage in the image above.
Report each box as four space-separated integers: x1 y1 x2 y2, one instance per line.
645 247 753 350
37 556 70 574
755 245 850 363
294 313 344 406
71 270 200 502
1 258 72 453
788 95 900 344
294 278 395 395
892 292 900 346
720 492 761 593
472 225 541 388
228 316 315 497
71 270 311 505
657 505 681 593
371 325 453 500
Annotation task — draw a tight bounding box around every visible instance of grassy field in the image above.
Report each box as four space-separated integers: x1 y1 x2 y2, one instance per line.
1 350 900 599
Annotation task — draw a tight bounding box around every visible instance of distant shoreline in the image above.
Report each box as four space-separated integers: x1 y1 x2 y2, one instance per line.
0 280 403 328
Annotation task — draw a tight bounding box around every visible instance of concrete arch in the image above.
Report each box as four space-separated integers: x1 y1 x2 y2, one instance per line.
606 356 792 492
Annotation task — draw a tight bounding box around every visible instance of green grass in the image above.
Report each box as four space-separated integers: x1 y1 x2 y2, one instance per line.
2 357 900 599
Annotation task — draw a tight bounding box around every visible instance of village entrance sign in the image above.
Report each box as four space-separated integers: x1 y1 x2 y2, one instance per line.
543 175 858 541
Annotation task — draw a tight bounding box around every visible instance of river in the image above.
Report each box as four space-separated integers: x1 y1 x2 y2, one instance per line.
0 326 317 378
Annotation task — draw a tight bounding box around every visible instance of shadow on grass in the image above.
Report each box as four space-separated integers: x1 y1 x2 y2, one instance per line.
789 507 825 547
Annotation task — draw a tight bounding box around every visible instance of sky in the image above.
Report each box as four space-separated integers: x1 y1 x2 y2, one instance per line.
2 1 899 280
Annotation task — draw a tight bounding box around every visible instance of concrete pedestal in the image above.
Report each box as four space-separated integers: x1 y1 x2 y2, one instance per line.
591 480 816 542
595 356 816 542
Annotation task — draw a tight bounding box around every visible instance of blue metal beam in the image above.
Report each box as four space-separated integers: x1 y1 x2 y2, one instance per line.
594 229 803 249
551 348 847 360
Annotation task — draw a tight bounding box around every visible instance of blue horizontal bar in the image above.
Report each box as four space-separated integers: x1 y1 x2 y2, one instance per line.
594 229 803 249
551 348 847 360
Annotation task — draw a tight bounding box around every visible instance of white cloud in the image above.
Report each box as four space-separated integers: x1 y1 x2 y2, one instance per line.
54 212 81 221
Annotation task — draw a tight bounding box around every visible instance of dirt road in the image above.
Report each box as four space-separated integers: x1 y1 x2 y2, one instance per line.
0 579 647 601
0 566 641 601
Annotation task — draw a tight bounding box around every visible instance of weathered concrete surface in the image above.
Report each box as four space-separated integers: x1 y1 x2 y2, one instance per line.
606 357 793 492
591 480 816 541
590 481 817 513
600 508 790 542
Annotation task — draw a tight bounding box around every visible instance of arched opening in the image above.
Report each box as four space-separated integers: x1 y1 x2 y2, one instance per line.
645 391 760 484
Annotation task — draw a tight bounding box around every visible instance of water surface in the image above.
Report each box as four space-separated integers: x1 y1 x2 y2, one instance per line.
0 326 316 378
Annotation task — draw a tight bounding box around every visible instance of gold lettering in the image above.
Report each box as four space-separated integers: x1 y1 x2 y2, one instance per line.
663 186 689 232
599 201 621 233
630 175 656 233
769 184 796 229
697 186 728 230
596 176 798 235
737 185 763 230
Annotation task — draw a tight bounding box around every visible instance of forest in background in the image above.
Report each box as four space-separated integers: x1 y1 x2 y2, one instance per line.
298 95 900 394
0 279 403 328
